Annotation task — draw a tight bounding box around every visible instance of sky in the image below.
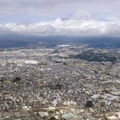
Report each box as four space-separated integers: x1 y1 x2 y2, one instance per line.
0 0 120 36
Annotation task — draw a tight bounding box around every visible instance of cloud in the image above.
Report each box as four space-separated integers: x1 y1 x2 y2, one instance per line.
0 0 120 17
0 0 120 37
0 0 78 15
0 17 120 36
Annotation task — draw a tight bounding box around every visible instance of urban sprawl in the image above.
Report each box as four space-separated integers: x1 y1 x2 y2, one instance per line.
0 44 120 120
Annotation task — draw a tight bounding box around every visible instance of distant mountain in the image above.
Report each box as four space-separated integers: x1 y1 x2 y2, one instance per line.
62 11 92 21
62 11 110 21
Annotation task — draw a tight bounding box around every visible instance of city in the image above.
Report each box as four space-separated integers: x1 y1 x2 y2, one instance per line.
0 44 120 120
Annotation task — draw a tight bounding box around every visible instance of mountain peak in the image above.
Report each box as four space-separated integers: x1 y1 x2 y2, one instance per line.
62 11 93 21
62 11 109 21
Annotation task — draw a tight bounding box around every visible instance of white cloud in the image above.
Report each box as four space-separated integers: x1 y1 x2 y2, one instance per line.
0 1 120 37
0 17 120 36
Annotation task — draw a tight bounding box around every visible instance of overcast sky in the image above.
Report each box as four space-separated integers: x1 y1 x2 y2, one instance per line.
0 0 120 36
0 0 120 22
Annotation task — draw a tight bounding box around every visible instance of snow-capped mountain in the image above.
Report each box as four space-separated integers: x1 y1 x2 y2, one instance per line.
62 11 92 21
62 11 112 21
